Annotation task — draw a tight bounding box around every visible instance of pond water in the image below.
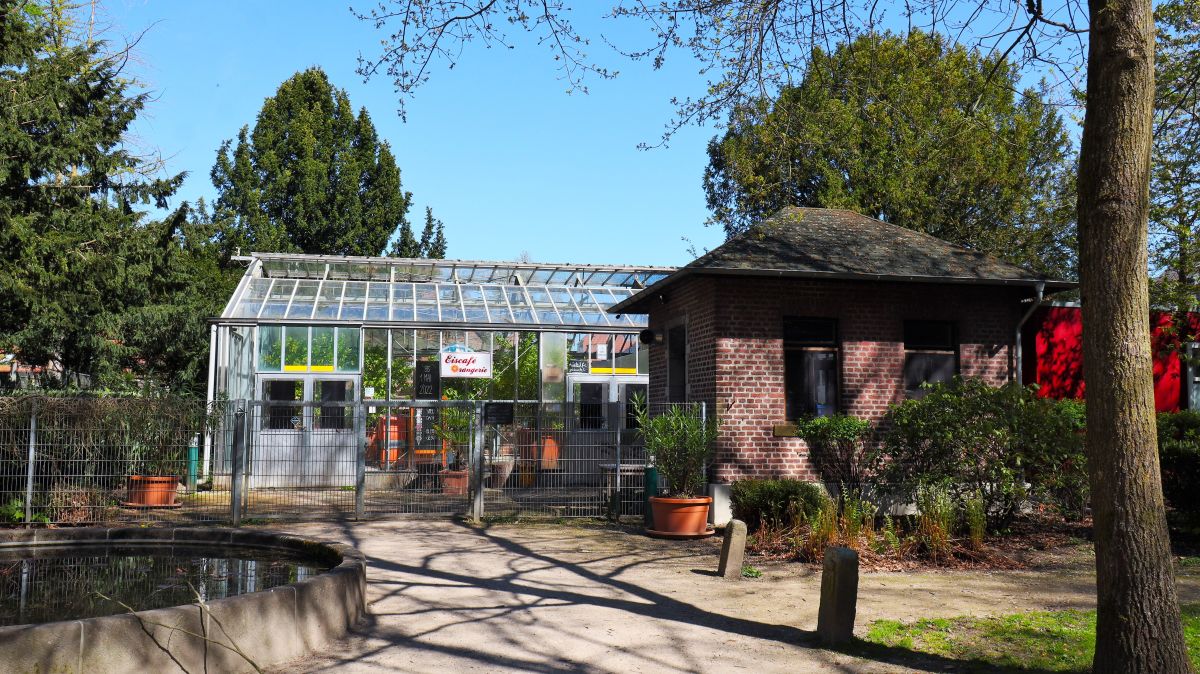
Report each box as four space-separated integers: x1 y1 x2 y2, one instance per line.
0 544 332 627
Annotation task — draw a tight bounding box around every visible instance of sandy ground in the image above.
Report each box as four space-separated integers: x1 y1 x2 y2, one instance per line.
264 519 1200 673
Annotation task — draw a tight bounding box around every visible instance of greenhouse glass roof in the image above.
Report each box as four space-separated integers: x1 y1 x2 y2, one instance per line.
220 253 673 329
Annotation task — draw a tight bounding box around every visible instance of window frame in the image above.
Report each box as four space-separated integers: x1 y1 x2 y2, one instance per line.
783 317 841 420
902 320 959 397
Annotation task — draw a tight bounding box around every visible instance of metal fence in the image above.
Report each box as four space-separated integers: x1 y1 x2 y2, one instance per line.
1 396 701 526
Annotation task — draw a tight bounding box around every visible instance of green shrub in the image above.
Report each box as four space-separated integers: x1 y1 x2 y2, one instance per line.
1159 411 1200 518
796 414 873 486
801 497 838 561
873 378 1088 527
964 491 986 550
730 479 826 531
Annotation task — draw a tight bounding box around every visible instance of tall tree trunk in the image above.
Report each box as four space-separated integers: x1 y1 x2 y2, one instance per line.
1078 0 1192 671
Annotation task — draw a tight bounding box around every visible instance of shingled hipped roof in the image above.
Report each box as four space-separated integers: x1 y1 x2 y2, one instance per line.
610 206 1074 315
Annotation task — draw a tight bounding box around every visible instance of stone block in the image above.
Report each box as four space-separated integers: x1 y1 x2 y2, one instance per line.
717 519 747 580
79 606 207 673
817 546 859 645
0 618 81 673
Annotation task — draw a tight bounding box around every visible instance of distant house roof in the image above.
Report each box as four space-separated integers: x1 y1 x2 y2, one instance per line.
609 206 1075 315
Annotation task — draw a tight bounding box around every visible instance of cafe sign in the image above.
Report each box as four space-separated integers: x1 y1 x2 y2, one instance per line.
440 350 493 378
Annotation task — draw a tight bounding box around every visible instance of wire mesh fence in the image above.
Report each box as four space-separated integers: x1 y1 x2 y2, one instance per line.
0 396 703 525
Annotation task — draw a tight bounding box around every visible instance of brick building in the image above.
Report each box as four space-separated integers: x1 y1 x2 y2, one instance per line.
609 207 1073 484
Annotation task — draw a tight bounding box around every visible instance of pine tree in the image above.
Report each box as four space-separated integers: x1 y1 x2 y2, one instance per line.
210 68 413 256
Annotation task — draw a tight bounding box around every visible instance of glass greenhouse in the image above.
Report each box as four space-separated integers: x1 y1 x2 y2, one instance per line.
206 253 673 492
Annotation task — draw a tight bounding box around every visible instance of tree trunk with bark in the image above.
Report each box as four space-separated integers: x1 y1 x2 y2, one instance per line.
1078 0 1193 670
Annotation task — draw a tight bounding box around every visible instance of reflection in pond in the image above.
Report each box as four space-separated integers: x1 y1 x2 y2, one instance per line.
0 545 331 627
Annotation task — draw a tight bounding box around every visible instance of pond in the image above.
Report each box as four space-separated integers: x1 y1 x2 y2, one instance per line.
0 544 332 627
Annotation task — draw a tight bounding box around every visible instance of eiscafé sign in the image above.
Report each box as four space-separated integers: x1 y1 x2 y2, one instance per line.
439 350 493 378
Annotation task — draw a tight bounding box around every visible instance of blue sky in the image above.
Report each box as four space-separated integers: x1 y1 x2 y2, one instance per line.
104 1 728 267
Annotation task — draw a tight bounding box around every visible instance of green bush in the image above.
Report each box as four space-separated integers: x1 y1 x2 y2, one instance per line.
1158 411 1200 518
730 479 826 531
796 414 873 486
873 378 1088 528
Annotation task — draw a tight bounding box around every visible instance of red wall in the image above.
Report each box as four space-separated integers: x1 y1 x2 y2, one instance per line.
1025 305 1197 412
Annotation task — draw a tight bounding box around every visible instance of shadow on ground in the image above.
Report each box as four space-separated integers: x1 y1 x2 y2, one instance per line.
271 518 1086 673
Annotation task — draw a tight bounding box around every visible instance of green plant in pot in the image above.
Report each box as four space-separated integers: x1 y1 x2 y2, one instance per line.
634 398 719 537
125 438 185 508
433 398 472 496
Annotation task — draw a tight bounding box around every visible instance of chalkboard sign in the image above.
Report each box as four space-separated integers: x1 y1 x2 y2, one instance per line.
415 361 440 400
483 402 514 425
567 358 590 375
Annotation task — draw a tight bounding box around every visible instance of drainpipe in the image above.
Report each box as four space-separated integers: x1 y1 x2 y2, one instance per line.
204 324 218 480
1013 282 1046 384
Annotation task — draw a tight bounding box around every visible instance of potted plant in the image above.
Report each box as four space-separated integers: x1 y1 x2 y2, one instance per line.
433 405 472 495
124 440 184 508
634 399 719 537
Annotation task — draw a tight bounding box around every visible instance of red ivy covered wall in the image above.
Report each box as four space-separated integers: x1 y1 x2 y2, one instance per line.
1024 305 1199 413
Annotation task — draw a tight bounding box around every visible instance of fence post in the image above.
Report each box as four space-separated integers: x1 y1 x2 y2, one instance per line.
471 402 484 522
23 401 37 526
230 403 246 527
355 400 366 520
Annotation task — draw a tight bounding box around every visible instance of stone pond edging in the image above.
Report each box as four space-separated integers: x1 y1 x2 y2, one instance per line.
0 527 367 673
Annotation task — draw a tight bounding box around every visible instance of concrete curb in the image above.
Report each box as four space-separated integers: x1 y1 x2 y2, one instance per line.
0 527 367 674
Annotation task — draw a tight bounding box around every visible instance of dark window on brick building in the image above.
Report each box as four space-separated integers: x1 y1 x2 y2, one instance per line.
903 320 957 397
784 318 839 419
667 325 687 403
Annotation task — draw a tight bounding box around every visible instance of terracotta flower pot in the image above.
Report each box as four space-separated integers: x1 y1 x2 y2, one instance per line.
488 457 516 489
648 496 713 537
440 469 469 495
125 475 180 507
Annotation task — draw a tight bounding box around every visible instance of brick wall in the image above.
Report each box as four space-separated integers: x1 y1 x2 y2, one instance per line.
645 275 1027 483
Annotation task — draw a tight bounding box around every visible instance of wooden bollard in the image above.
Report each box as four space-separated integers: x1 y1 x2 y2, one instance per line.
817 546 859 645
717 519 747 579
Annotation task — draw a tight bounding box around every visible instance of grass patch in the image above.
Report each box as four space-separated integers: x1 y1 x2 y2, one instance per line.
741 564 763 578
856 603 1200 672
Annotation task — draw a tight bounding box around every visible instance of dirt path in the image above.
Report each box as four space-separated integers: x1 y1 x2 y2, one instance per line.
266 519 1200 673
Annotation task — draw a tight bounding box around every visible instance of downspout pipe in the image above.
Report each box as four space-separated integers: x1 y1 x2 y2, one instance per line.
1013 281 1046 383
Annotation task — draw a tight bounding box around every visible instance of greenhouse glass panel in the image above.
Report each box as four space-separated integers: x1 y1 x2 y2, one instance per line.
258 325 282 371
366 283 390 321
527 288 559 324
310 327 335 371
541 332 566 402
613 334 638 374
391 329 415 399
260 280 296 319
438 285 463 322
391 283 415 321
314 281 342 320
287 281 320 319
415 285 438 322
363 329 388 400
517 333 540 400
284 326 309 371
235 278 272 318
507 288 535 324
337 327 361 372
340 282 367 321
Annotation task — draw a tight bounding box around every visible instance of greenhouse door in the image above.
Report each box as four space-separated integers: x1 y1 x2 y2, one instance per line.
253 375 359 488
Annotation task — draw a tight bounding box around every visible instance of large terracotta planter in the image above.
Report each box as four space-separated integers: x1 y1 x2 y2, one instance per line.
648 496 713 538
440 469 469 495
124 475 180 508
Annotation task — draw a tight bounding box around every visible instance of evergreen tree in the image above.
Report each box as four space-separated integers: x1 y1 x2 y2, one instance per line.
416 206 448 259
388 211 420 257
703 31 1078 277
211 68 413 256
0 0 200 388
1150 0 1200 311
